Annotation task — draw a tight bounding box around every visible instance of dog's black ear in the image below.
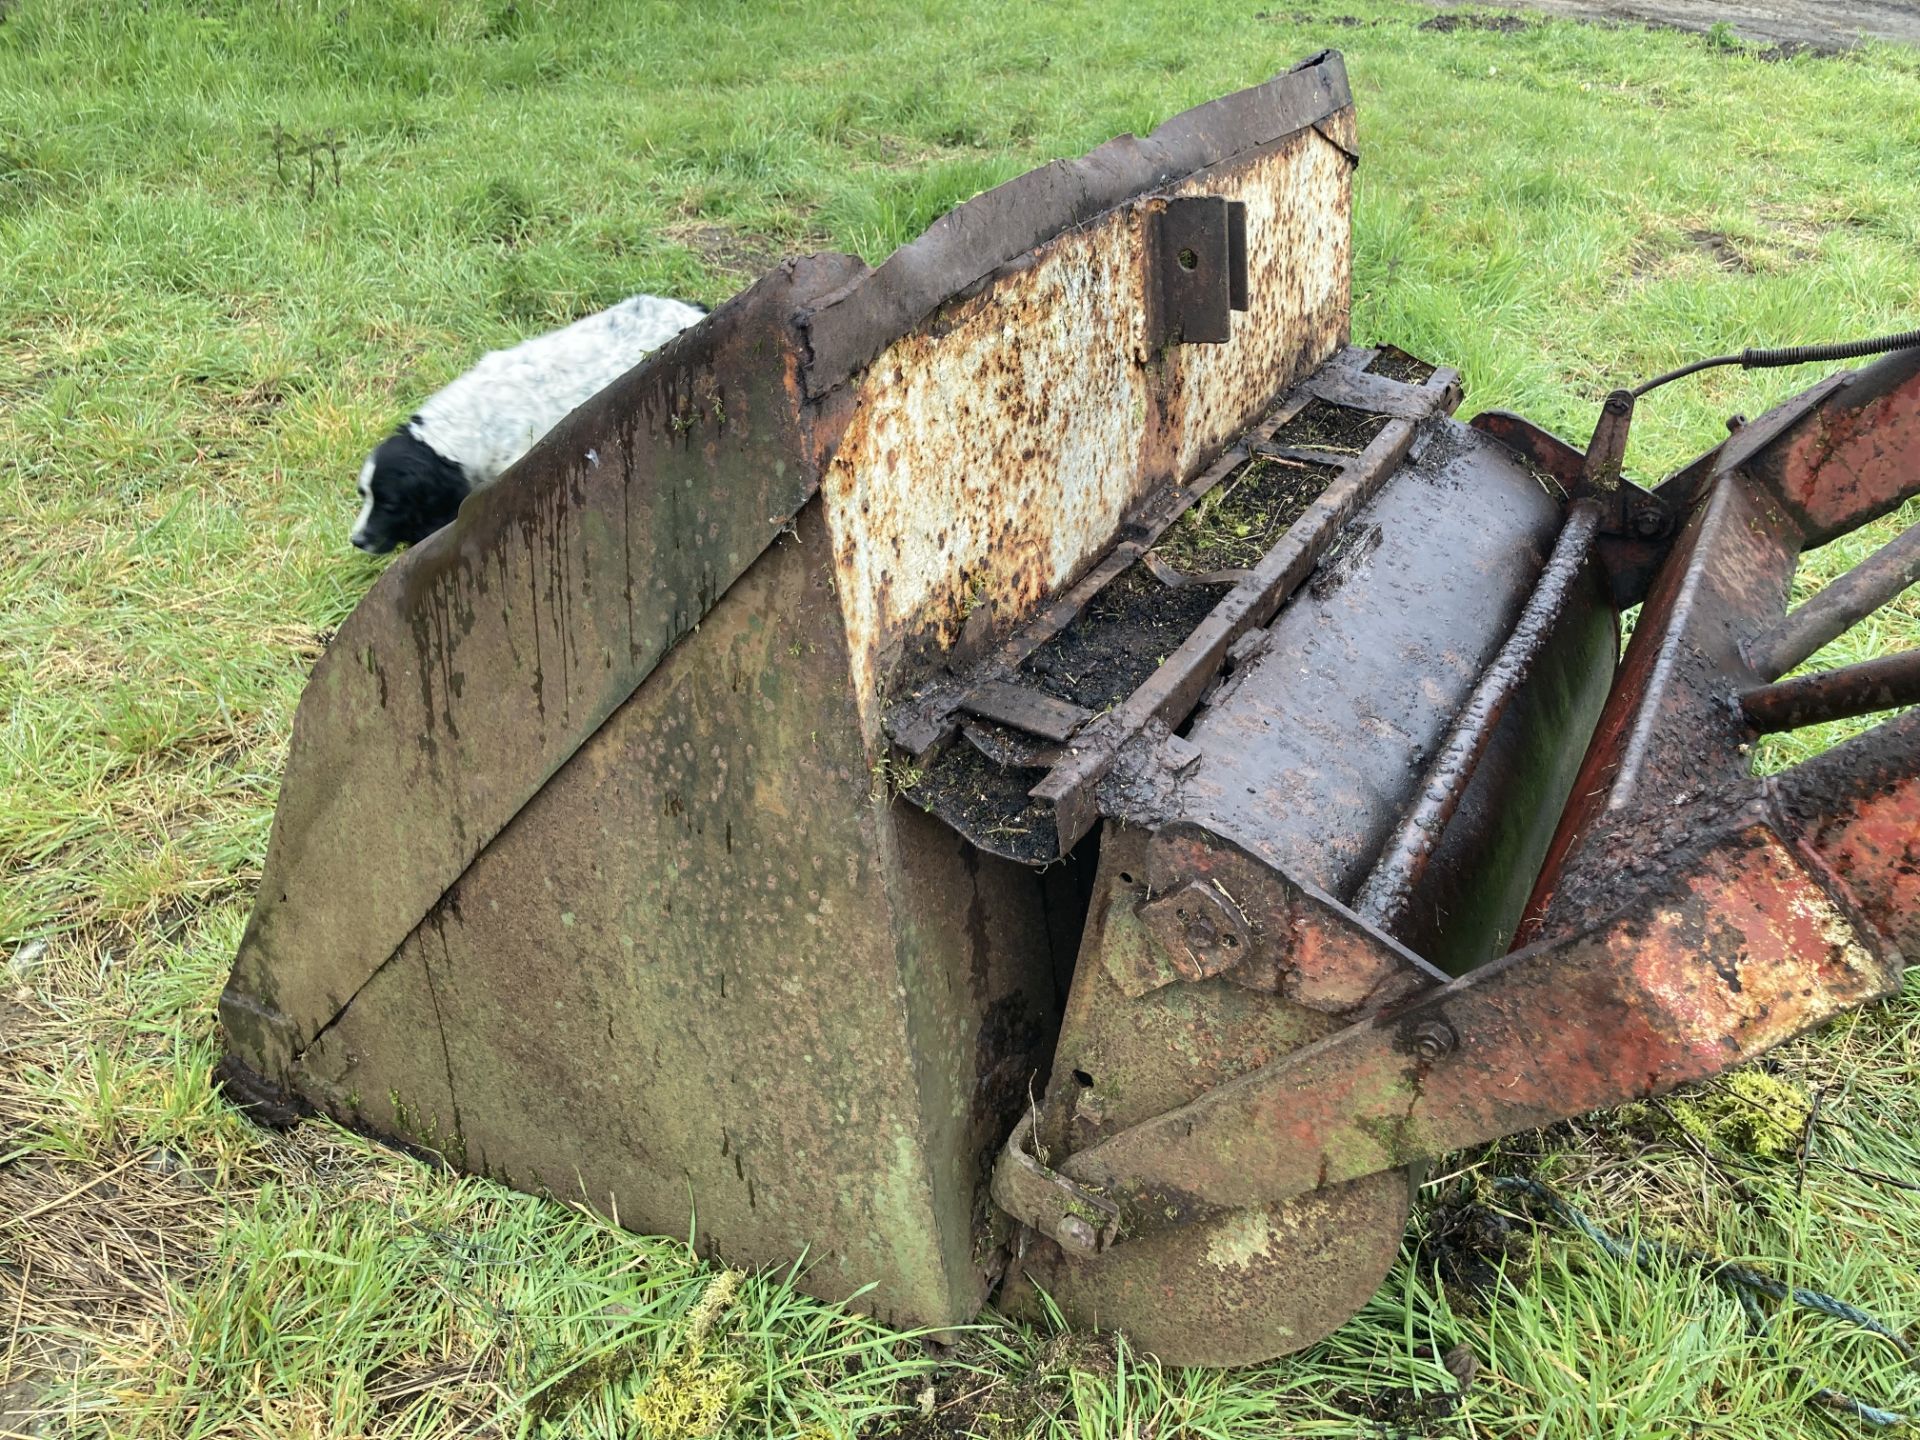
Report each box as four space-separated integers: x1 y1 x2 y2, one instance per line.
357 430 471 552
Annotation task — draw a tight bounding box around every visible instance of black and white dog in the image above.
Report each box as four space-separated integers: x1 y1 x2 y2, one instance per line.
350 293 709 553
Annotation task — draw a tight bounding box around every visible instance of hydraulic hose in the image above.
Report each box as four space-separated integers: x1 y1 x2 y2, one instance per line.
1631 327 1920 398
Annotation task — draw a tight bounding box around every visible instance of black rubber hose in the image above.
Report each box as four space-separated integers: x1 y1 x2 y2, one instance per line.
1631 327 1920 398
1743 328 1920 368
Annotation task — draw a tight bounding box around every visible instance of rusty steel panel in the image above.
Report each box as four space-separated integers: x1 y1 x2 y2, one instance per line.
1167 136 1354 482
221 257 866 1074
798 53 1353 399
819 123 1354 741
820 215 1158 734
1136 821 1443 1013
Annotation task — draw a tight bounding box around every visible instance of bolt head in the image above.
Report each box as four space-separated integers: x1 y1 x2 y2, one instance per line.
1412 1019 1457 1060
1631 505 1666 540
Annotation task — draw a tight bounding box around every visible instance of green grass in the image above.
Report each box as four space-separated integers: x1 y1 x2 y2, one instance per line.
3 1 1919 1435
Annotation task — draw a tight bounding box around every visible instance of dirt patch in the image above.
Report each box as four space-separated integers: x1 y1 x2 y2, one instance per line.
1420 1191 1530 1303
1627 242 1668 281
1428 2 1916 53
908 742 1058 864
1337 1341 1480 1433
1156 454 1338 572
1740 38 1826 60
0 1337 85 1437
1685 228 1754 273
1020 565 1230 711
1420 11 1536 32
665 222 790 279
1367 341 1443 380
1271 396 1390 454
1256 9 1369 24
1365 345 1438 385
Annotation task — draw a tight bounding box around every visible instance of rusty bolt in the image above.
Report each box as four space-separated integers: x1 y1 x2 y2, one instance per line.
1726 413 1747 434
1412 1019 1457 1060
1055 1215 1099 1255
1630 504 1667 540
1181 907 1219 948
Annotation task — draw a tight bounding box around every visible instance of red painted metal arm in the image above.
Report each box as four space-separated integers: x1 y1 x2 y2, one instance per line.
1739 346 1920 546
1054 804 1901 1238
1775 707 1920 961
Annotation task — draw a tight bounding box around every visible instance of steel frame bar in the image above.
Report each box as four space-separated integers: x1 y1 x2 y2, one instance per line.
1051 803 1901 1237
1742 651 1920 733
1744 520 1920 681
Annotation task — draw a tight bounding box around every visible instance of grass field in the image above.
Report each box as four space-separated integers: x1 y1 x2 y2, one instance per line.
4 1 1920 1435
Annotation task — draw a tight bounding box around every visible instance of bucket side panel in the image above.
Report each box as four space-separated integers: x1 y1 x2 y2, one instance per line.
292 503 1037 1325
875 804 1068 1305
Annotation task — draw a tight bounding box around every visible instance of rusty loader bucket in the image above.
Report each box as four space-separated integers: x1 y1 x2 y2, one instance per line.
219 54 1920 1364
